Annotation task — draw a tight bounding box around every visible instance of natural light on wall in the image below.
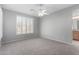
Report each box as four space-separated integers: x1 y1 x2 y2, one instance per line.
16 15 34 35
0 7 3 42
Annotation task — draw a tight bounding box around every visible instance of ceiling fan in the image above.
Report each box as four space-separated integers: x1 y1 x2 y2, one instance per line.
30 4 48 17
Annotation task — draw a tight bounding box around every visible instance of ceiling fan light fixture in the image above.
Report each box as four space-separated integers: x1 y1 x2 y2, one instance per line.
38 13 44 16
31 4 48 17
38 9 48 16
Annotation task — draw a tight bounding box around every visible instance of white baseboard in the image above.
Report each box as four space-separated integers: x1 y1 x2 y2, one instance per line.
40 36 73 45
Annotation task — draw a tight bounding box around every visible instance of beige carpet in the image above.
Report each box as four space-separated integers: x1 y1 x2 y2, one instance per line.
0 38 78 55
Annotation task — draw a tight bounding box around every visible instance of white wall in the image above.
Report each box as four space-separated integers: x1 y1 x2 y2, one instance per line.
0 7 3 46
2 9 40 44
40 6 73 44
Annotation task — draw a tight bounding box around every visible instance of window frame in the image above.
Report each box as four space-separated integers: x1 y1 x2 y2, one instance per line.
16 15 34 35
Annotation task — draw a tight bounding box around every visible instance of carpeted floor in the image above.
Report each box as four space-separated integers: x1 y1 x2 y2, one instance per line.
0 38 78 55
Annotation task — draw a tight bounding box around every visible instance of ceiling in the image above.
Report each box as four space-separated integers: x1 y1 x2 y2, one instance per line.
1 4 74 17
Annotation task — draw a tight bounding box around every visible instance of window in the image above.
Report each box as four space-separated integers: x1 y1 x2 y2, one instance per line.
16 15 34 35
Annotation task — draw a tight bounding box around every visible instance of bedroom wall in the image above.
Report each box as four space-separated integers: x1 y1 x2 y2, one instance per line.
2 9 40 44
40 5 78 44
0 7 3 46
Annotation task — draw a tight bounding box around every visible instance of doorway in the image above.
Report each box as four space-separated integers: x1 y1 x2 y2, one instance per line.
72 9 79 45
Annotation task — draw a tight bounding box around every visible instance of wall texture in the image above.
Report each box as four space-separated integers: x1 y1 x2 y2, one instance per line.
0 7 3 46
40 6 75 44
2 9 40 44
